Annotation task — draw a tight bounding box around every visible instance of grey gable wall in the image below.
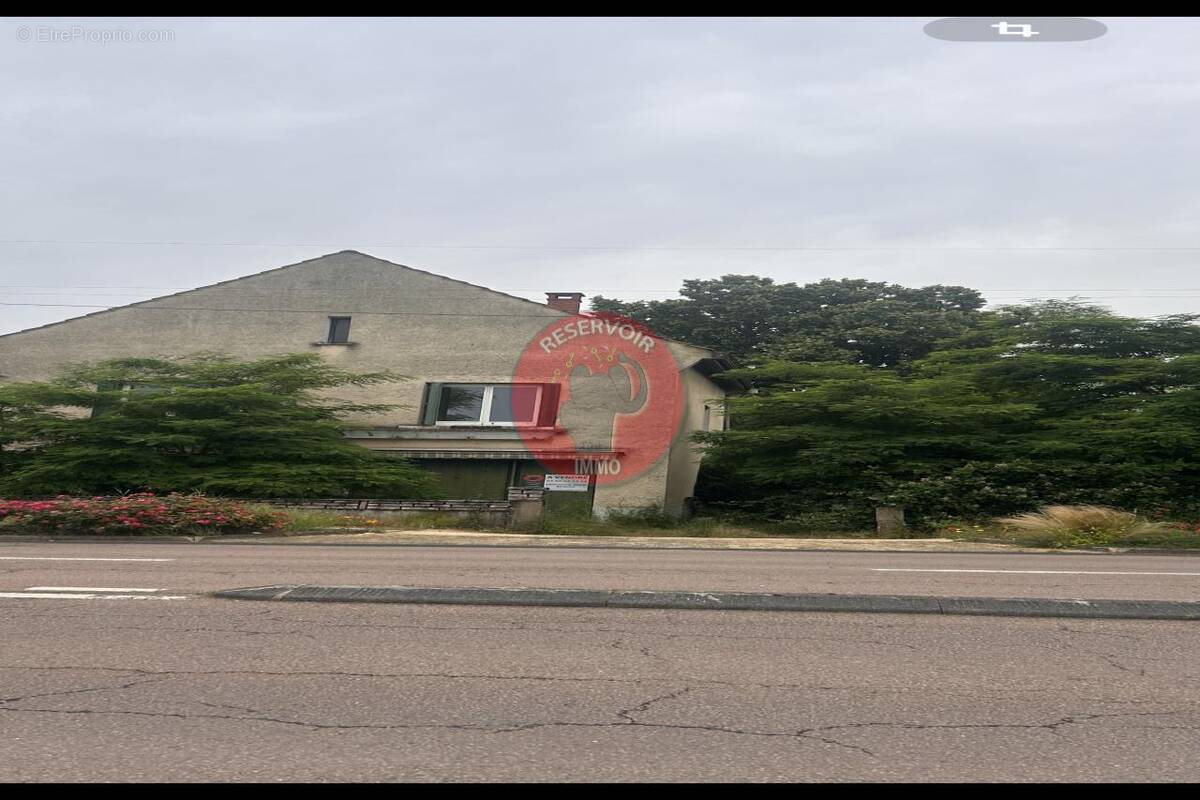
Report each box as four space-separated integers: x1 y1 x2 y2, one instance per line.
0 250 567 426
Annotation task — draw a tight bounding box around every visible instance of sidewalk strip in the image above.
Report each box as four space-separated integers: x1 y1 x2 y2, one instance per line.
0 592 104 599
872 568 1200 576
0 556 174 562
0 590 186 600
211 585 1200 620
24 586 162 592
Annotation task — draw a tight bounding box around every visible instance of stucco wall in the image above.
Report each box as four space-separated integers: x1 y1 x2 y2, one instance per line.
663 368 727 516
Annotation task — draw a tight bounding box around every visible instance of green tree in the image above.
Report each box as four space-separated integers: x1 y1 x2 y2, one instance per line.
0 353 437 499
592 275 984 366
696 360 1035 522
0 381 73 481
698 302 1200 525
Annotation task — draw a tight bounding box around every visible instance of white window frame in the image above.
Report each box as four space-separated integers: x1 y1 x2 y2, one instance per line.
434 384 543 427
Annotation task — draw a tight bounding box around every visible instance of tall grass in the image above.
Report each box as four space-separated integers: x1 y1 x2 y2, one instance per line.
993 505 1173 548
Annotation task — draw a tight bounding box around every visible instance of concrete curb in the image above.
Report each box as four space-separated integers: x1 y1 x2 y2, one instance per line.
0 534 211 543
211 585 1200 620
0 533 1059 554
4 534 1199 556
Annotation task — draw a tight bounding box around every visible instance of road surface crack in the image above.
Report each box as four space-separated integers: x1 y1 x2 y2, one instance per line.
98 625 319 641
0 681 864 755
800 709 1192 737
615 686 696 723
0 663 682 686
0 675 166 705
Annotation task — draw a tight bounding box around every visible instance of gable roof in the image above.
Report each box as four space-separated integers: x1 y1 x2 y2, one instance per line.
0 250 567 341
0 250 729 375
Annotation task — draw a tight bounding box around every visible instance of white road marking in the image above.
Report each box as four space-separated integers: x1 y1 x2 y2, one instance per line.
871 568 1200 576
0 592 106 599
0 556 174 562
0 592 185 600
25 586 162 592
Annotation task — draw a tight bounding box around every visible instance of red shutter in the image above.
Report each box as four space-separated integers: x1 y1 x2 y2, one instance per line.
537 383 561 428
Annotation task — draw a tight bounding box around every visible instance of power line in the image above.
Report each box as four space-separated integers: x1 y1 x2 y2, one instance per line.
1 238 1200 251
4 286 1200 294
6 297 1200 314
0 302 579 317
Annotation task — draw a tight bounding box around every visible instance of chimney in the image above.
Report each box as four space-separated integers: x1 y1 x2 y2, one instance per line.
546 292 584 315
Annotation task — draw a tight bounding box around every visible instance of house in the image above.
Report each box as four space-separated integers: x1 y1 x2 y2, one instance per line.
0 251 731 516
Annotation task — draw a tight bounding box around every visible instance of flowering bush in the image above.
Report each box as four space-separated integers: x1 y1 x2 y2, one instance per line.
0 493 286 535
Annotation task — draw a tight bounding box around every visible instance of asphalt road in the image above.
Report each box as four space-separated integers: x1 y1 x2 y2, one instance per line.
2 541 1199 781
3 540 1200 599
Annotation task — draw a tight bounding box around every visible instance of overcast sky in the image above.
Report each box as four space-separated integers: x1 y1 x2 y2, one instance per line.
3 17 1199 335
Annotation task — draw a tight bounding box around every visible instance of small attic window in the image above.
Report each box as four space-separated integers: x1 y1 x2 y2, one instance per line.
326 316 352 344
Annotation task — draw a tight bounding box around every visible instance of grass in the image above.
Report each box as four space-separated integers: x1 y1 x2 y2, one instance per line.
509 508 888 538
272 502 1200 549
370 511 497 531
272 509 378 532
272 505 879 538
530 513 747 538
273 508 499 533
943 505 1200 549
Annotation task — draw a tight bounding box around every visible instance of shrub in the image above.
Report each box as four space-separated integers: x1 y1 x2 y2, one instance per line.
0 353 438 500
889 460 1200 529
992 504 1172 548
1121 521 1200 549
0 493 286 535
695 498 875 530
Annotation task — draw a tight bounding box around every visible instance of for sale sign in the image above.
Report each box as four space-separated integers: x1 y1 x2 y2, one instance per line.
543 474 591 492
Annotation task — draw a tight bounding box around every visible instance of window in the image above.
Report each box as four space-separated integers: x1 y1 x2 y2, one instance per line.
426 383 552 427
90 382 167 418
489 385 542 424
90 380 125 418
326 316 352 344
437 385 486 423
